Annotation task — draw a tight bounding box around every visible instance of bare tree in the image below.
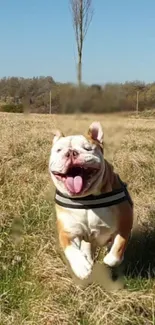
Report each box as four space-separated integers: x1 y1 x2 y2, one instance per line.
70 0 94 86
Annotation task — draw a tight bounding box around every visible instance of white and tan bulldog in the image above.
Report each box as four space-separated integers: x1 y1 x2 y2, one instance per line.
49 122 133 280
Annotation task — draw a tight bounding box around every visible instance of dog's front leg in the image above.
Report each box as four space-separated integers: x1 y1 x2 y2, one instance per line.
57 220 93 279
103 233 128 267
103 206 133 268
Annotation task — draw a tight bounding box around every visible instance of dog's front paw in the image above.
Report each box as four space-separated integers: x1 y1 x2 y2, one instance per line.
103 253 124 267
72 252 93 279
65 246 93 280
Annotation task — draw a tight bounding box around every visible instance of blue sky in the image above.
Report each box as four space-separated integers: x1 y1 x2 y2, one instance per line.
0 0 155 84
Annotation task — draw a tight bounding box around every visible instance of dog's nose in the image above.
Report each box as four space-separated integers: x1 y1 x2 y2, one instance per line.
65 149 79 159
65 150 71 158
72 150 79 158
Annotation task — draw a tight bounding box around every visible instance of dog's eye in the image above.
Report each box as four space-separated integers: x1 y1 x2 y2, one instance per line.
56 148 62 153
84 146 92 151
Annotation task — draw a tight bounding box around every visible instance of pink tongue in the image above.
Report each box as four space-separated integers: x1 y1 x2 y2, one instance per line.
65 176 83 194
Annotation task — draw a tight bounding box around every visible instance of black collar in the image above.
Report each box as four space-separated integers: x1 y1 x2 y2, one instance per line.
54 180 132 209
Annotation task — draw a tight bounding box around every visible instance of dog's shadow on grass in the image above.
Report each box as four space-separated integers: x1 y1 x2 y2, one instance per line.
123 226 155 279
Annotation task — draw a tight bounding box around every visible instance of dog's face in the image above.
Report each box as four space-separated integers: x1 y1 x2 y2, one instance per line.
49 122 105 197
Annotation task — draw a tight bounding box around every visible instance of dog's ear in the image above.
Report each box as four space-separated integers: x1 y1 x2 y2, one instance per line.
88 122 104 145
52 129 64 145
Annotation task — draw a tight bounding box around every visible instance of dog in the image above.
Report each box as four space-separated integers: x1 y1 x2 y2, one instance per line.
49 122 133 280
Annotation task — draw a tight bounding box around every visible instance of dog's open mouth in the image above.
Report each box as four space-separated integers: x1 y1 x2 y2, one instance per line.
53 165 98 194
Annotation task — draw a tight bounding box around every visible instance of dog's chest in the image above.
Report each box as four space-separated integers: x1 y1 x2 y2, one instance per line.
57 205 118 240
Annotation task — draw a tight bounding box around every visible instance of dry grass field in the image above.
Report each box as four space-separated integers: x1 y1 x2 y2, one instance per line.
1 112 155 325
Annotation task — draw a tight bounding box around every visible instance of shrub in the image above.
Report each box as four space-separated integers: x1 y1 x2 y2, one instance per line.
0 104 24 113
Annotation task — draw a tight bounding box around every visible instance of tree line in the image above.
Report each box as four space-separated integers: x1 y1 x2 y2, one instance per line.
0 76 155 114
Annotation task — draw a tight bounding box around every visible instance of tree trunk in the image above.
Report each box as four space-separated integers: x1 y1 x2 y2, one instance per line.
77 54 82 87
